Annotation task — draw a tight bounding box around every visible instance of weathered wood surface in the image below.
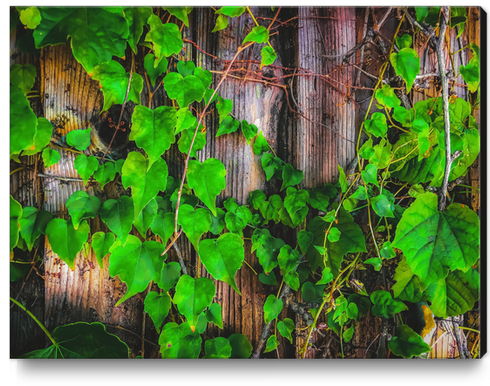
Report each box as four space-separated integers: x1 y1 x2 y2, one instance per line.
10 6 480 359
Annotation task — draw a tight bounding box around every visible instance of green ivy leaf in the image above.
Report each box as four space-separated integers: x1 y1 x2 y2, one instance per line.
426 268 479 318
243 26 269 44
343 325 355 342
347 294 371 319
228 333 252 358
301 282 325 303
316 267 333 285
393 193 480 287
206 303 224 329
308 183 337 211
380 241 397 259
395 34 412 49
459 43 480 93
392 256 424 303
93 162 116 190
10 196 22 252
264 294 283 324
365 257 382 271
370 290 408 318
259 271 279 285
122 152 168 219
338 165 348 192
19 207 52 252
10 63 36 93
277 245 300 276
66 191 101 230
176 60 195 77
73 155 98 185
163 72 206 108
42 148 60 168
216 97 233 123
371 194 395 218
208 208 226 235
306 207 367 274
145 16 182 67
10 84 37 156
187 158 226 216
19 7 41 29
130 105 177 167
155 262 181 292
20 322 129 359
217 116 240 137
133 197 157 238
218 6 246 17
284 271 300 291
450 7 467 37
253 131 269 155
390 47 420 94
144 292 171 333
261 153 282 181
369 138 393 169
212 14 228 32
144 54 167 88
92 60 143 112
277 318 295 343
174 275 216 329
175 107 197 135
124 7 152 54
375 84 401 109
109 235 164 306
415 7 429 23
151 212 175 247
388 324 430 358
100 196 134 246
249 190 266 210
159 322 201 359
393 106 415 127
163 6 193 27
34 7 129 74
365 112 388 138
22 117 53 156
225 206 252 236
178 127 206 157
281 164 304 190
199 233 245 294
253 229 285 274
361 164 378 187
204 337 232 359
241 120 259 145
261 46 277 68
297 230 314 255
264 335 279 353
177 204 212 251
46 219 90 269
91 231 115 268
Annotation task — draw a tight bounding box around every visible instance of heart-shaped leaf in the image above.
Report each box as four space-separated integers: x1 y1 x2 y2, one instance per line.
163 7 193 27
10 63 36 93
281 163 304 190
177 204 212 251
277 318 295 343
42 148 61 168
390 47 420 94
109 235 164 306
264 294 283 324
10 84 37 156
133 197 157 238
365 112 388 138
277 245 299 276
144 53 168 88
10 196 23 252
66 191 101 230
124 7 152 54
204 337 232 359
46 219 90 269
243 26 269 44
151 212 175 247
228 333 252 358
159 322 201 359
145 16 182 67
93 162 116 189
178 127 207 157
199 233 245 295
163 72 205 108
74 154 99 185
186 158 226 216
19 207 52 251
216 97 233 123
129 105 177 167
370 290 408 319
173 275 216 329
252 228 285 274
157 262 181 292
122 152 168 219
261 46 277 68
144 291 171 333
241 120 258 145
216 116 239 137
99 195 134 246
66 128 91 151
205 303 223 329
91 231 115 268
388 324 430 358
264 335 279 353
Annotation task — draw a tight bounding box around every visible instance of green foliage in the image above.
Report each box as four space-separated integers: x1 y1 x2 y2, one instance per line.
264 335 279 353
388 324 430 358
174 275 216 329
186 158 226 216
177 204 212 251
204 337 232 358
10 85 37 156
163 72 206 108
46 219 90 269
10 196 22 252
19 207 52 251
66 191 101 229
93 162 116 190
163 7 193 27
122 152 168 219
217 116 240 136
66 128 91 151
212 14 228 32
74 154 99 185
144 292 171 333
261 46 277 68
34 7 129 74
100 196 134 247
277 318 295 343
199 233 245 294
93 60 143 112
460 43 480 93
130 105 177 167
23 118 53 156
281 164 304 190
42 148 60 168
253 131 269 155
206 303 224 329
241 120 259 144
10 63 36 93
21 322 129 358
159 322 201 359
264 294 283 324
134 198 157 238
393 193 480 287
91 232 115 268
365 112 388 138
124 7 152 54
145 16 182 67
390 47 420 94
109 235 164 306
19 7 42 29
228 333 252 358
370 290 408 319
243 26 269 44
252 228 285 274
